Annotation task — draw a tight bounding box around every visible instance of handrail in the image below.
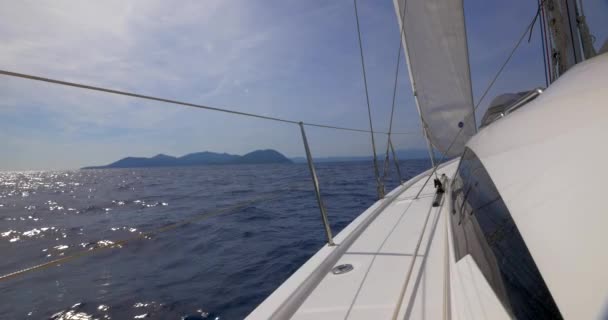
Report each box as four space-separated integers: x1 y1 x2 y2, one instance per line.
504 87 543 114
479 87 544 129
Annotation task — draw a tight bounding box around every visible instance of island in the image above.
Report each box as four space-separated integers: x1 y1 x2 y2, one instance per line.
82 149 292 169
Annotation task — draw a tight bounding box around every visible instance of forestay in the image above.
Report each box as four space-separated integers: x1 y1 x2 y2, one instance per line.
393 0 476 157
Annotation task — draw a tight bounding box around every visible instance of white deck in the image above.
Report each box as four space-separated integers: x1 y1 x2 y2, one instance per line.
248 160 509 319
290 165 453 320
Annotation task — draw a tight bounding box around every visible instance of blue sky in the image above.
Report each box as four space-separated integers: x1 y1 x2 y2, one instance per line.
0 0 606 170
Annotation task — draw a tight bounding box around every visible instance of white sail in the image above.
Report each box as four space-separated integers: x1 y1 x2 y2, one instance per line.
393 0 476 157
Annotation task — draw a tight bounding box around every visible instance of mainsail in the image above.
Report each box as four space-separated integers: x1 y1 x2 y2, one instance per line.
393 0 476 157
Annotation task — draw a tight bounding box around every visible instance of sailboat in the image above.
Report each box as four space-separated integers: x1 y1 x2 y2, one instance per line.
246 0 608 319
0 0 605 318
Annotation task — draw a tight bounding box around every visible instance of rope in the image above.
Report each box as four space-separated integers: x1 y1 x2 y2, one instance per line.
0 69 418 136
353 0 383 198
0 194 280 282
414 9 539 199
391 189 444 320
527 0 544 43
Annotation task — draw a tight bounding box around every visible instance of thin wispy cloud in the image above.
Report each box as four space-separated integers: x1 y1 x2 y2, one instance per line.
0 0 606 170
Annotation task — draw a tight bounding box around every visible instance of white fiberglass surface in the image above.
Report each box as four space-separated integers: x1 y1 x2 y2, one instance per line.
291 162 459 319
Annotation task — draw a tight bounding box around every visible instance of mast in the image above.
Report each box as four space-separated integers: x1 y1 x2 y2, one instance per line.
542 0 595 80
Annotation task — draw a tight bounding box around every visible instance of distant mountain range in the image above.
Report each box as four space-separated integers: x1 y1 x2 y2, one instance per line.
82 148 438 169
290 148 438 163
82 149 292 169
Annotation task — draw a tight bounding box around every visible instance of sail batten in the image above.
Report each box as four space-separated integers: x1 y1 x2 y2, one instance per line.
394 0 476 157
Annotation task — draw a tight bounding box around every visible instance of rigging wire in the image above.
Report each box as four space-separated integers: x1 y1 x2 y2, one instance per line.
538 0 550 87
389 137 404 182
353 0 384 199
527 0 546 43
563 0 580 63
414 7 541 199
0 194 281 282
0 69 418 136
541 3 554 82
381 0 409 186
473 12 539 113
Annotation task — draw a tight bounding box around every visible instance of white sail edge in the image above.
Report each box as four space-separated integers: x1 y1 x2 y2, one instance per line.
393 0 476 157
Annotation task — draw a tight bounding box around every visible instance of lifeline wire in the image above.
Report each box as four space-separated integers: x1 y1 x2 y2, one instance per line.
0 69 418 136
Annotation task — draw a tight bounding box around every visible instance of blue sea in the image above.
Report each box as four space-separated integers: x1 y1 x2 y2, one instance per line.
0 160 430 319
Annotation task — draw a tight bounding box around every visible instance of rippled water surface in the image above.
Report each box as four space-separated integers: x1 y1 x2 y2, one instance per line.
0 160 430 319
